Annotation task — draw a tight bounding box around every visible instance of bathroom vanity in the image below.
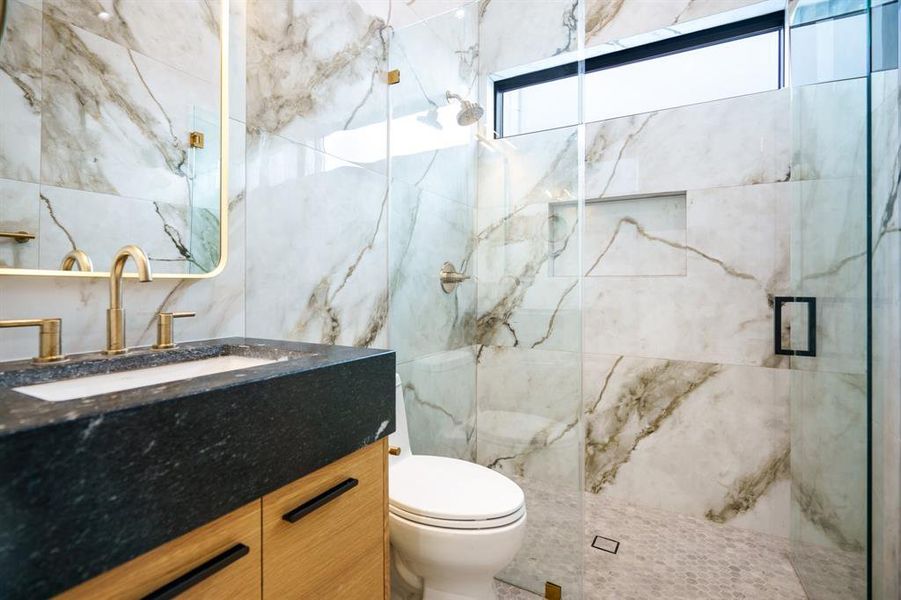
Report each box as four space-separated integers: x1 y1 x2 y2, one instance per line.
0 338 395 599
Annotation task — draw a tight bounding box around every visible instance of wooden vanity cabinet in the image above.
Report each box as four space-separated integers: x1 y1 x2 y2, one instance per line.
57 440 388 600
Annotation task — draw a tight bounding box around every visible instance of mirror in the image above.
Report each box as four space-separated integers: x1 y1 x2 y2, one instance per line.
0 0 227 277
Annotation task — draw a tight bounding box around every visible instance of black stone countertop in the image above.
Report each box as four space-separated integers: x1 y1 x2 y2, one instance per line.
0 337 395 599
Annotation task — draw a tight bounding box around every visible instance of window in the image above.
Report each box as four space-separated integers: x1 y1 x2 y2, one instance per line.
494 12 785 138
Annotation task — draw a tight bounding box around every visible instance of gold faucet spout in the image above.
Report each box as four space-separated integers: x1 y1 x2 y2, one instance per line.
106 245 153 355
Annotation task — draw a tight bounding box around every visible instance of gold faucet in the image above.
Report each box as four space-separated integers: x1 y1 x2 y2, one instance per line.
105 245 153 355
59 249 94 272
0 318 66 363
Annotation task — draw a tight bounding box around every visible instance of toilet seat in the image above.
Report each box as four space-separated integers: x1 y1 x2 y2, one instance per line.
389 455 525 530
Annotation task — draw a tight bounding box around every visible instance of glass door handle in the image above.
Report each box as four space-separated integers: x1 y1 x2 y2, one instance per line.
774 296 817 357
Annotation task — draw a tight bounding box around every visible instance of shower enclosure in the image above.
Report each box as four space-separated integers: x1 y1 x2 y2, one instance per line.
386 1 899 597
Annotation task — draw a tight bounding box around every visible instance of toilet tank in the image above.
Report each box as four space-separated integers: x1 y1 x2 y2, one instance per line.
389 374 412 461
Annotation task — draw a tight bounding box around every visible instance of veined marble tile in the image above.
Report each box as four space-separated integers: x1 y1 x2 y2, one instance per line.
383 0 473 29
582 183 790 368
790 369 868 554
41 14 218 205
554 193 688 278
42 0 221 83
36 186 196 275
871 69 899 250
389 179 476 363
585 0 764 48
583 353 791 538
387 1 478 202
229 0 248 123
476 346 582 488
0 178 40 269
0 0 42 183
479 0 580 75
244 130 388 348
792 78 868 182
397 347 477 460
585 89 790 199
246 0 389 169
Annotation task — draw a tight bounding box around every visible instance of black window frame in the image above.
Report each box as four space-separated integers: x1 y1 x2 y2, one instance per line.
493 10 786 139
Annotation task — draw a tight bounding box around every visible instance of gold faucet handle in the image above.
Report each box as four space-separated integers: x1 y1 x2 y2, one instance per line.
0 318 66 363
152 311 195 350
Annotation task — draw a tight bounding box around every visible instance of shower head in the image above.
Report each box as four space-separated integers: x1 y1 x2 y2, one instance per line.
446 91 484 126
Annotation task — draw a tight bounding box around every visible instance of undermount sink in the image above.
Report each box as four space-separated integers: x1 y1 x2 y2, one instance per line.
13 355 276 402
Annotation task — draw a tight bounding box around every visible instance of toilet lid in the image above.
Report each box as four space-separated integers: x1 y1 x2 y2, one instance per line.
389 456 525 522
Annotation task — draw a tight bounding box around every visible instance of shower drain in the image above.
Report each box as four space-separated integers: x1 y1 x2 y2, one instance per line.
591 535 620 554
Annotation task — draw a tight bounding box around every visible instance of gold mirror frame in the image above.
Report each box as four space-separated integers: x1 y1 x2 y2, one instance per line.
0 1 229 280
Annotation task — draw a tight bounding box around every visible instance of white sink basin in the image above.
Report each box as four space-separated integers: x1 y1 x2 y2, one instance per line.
13 355 276 402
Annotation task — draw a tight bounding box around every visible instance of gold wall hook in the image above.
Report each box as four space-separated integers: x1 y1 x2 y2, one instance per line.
386 69 400 85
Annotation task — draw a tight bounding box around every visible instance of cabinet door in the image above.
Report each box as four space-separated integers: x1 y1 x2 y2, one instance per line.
262 440 388 600
58 500 262 599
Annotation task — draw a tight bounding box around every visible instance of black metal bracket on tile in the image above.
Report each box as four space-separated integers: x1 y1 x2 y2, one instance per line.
591 535 620 554
774 296 817 357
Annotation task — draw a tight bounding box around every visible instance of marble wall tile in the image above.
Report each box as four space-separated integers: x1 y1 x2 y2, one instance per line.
585 89 790 199
0 0 42 183
584 0 764 48
389 179 475 364
0 178 40 269
478 0 580 75
244 130 388 348
582 182 790 368
246 0 389 169
583 352 791 538
397 346 477 460
40 13 218 205
42 0 221 84
387 0 473 29
229 0 247 123
476 346 583 488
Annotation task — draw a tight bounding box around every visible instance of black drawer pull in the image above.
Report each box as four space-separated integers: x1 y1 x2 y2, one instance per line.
282 477 358 523
141 543 249 600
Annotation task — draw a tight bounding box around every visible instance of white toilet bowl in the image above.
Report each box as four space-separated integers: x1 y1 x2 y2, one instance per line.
389 375 526 600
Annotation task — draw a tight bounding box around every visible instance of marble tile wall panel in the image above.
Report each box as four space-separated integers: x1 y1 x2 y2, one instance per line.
478 0 580 75
387 1 478 203
41 0 221 84
476 346 583 489
585 89 790 199
243 130 388 348
40 13 218 205
553 193 687 278
583 352 791 538
246 0 389 169
397 346 477 460
389 178 475 364
0 118 247 360
0 0 42 183
386 0 473 29
0 179 40 269
584 0 764 48
582 182 790 368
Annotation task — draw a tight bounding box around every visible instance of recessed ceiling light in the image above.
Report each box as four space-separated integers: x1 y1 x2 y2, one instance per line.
97 11 111 21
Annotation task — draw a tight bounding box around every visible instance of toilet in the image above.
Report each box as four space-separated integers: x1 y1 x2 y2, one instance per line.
389 374 527 600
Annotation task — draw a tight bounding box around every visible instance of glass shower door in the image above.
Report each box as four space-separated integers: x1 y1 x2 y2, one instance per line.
788 3 870 598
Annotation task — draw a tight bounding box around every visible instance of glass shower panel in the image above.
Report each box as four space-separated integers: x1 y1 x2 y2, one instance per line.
476 125 582 596
387 4 479 460
788 4 870 598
